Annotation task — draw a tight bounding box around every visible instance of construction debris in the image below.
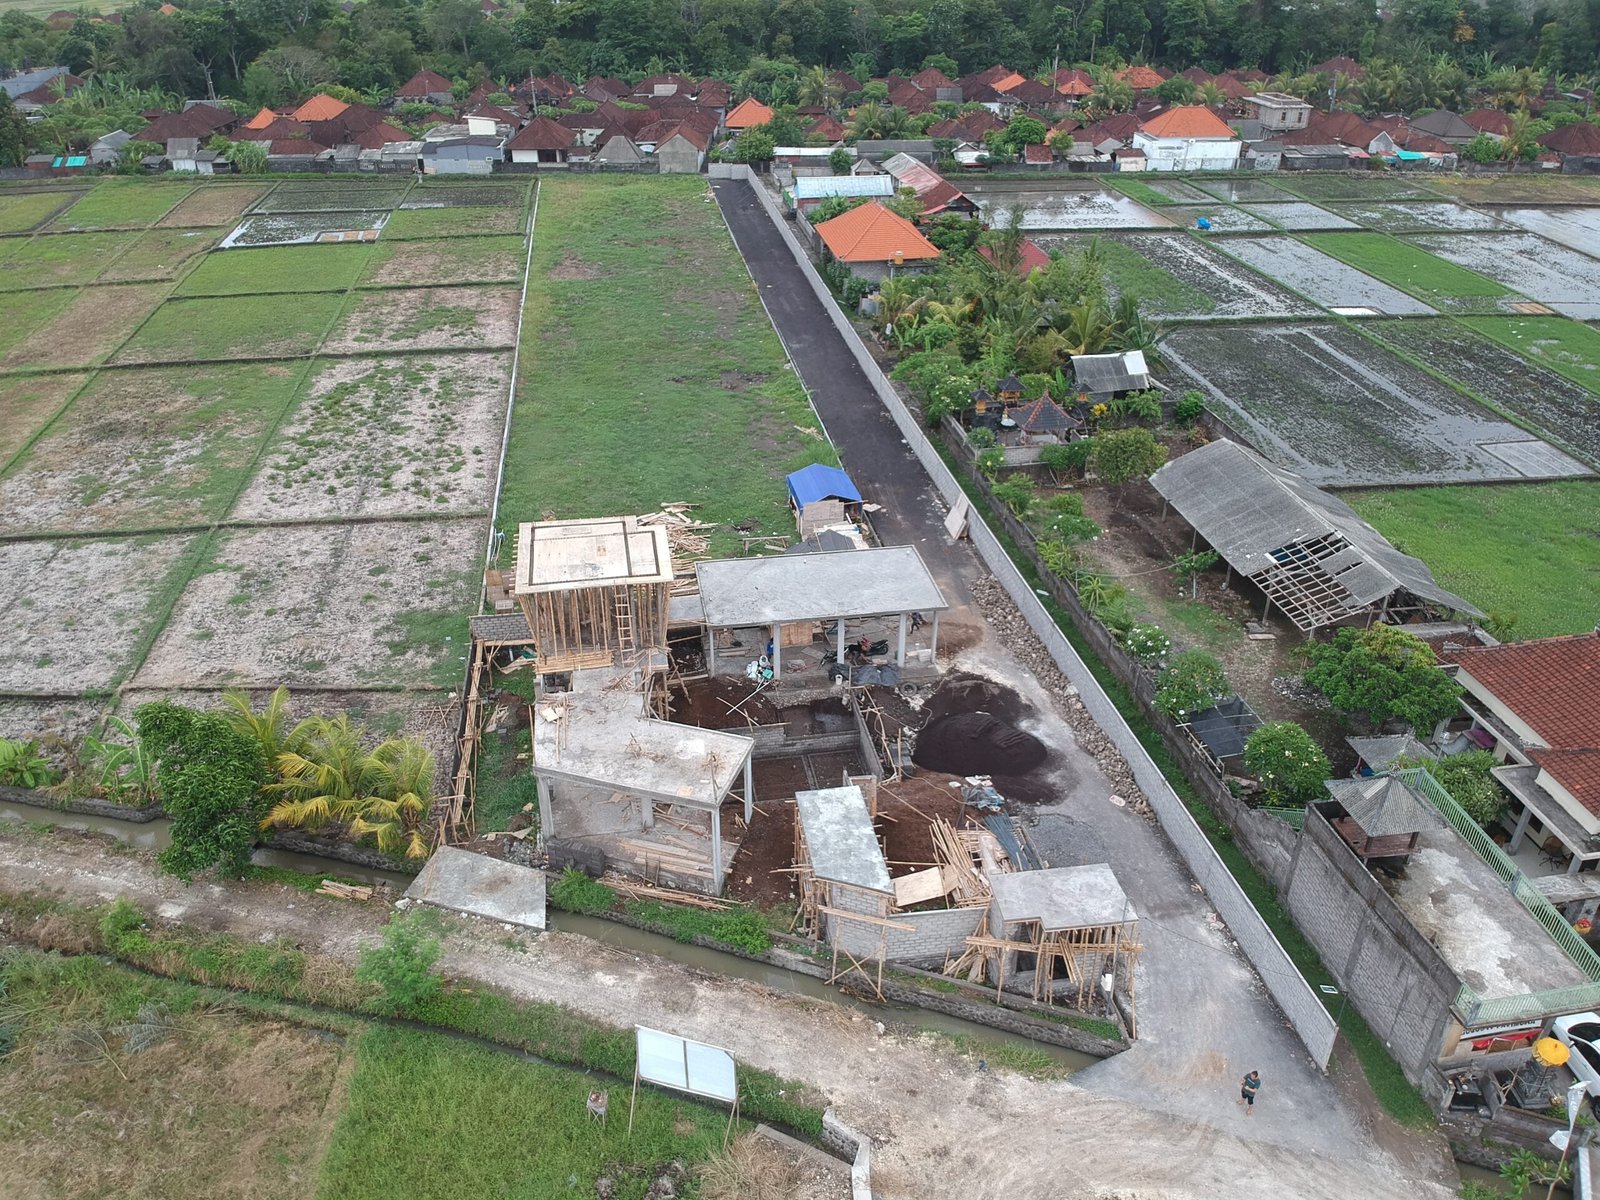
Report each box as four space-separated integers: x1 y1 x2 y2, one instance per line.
316 881 375 901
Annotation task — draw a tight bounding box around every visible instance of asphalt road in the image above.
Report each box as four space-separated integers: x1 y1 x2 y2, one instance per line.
709 177 1436 1175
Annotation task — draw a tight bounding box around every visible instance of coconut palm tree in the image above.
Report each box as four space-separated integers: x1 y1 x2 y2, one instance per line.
222 685 306 768
352 739 434 858
797 65 839 110
1197 79 1226 108
261 714 371 835
1085 75 1134 115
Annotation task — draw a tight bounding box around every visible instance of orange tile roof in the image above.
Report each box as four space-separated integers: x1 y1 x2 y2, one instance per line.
814 202 939 264
1454 632 1600 752
724 96 774 129
1118 65 1164 90
1139 105 1236 139
292 93 349 122
1533 749 1600 815
244 106 279 130
992 72 1025 92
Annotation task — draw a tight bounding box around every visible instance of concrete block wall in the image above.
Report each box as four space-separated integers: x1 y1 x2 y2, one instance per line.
821 1109 873 1200
1286 806 1459 1085
885 906 984 964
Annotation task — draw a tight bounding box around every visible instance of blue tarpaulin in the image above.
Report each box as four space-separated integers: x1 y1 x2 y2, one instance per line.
786 463 862 514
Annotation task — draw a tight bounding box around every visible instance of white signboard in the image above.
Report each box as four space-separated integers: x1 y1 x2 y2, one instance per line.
634 1026 737 1103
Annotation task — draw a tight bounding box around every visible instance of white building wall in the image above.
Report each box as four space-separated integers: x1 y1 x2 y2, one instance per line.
1131 134 1242 172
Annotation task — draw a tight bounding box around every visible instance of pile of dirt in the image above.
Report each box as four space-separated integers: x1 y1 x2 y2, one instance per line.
910 712 1047 776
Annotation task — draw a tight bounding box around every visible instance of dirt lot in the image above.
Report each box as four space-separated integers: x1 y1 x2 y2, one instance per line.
0 362 305 535
231 351 511 522
362 235 526 287
0 372 85 464
0 533 199 693
322 284 520 353
0 282 171 372
157 184 274 228
134 519 482 691
97 227 218 283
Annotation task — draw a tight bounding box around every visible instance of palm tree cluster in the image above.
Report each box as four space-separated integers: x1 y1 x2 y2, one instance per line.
225 687 435 859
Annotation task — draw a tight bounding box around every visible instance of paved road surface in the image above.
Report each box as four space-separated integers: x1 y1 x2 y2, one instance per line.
711 177 1434 1175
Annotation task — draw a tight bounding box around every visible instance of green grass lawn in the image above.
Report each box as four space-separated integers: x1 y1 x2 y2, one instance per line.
178 243 379 296
1460 315 1600 397
1095 236 1216 315
0 230 139 289
0 286 76 354
318 1025 733 1200
384 204 526 239
113 292 346 363
1300 231 1510 302
97 226 218 283
0 190 80 234
51 180 193 230
1345 481 1600 638
1105 177 1174 207
500 176 835 553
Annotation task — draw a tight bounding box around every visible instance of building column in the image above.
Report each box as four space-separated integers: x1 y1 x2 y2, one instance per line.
837 618 846 663
930 611 940 664
896 612 907 667
1570 850 1584 876
710 810 723 889
641 797 654 830
743 755 753 823
535 775 553 839
771 623 781 679
1507 804 1533 854
706 625 717 675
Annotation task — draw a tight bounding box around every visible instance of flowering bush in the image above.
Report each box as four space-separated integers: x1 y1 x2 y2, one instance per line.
1243 721 1331 807
1154 649 1227 719
1123 623 1171 667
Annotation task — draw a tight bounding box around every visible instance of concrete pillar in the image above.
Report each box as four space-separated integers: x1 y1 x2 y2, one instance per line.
896 612 907 667
535 775 553 839
771 623 781 679
642 796 654 830
1508 803 1533 853
930 611 939 664
743 754 753 823
707 626 717 675
1570 850 1584 876
710 809 723 889
837 618 846 663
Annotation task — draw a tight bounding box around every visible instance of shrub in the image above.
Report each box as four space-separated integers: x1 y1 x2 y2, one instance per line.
976 447 1005 478
1036 534 1080 577
1092 427 1167 485
1243 722 1331 807
1303 627 1461 733
548 868 616 915
1034 491 1100 542
1040 439 1094 479
357 910 442 1015
992 477 1034 515
1154 650 1228 719
0 738 56 789
1462 132 1501 164
1123 623 1171 666
1173 390 1205 423
966 426 997 448
1404 749 1507 828
829 146 851 174
1109 389 1162 425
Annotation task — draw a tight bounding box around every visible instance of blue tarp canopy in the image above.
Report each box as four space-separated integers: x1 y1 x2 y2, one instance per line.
786 463 862 513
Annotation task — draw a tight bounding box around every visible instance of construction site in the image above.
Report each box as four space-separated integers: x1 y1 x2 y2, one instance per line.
433 506 1139 1031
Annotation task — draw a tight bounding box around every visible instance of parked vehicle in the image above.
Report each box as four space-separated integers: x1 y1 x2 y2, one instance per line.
1550 1012 1600 1105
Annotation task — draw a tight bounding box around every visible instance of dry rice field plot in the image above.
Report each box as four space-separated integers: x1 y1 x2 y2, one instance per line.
158 184 275 227
0 362 307 534
96 227 219 283
112 292 346 364
0 190 83 234
1425 175 1600 206
1408 231 1600 320
0 695 108 743
361 235 526 286
1218 236 1436 315
0 231 140 289
1369 318 1600 467
0 372 86 465
403 182 528 208
135 518 482 690
0 282 171 371
1236 201 1360 230
323 285 519 353
1326 202 1510 234
381 204 525 239
232 351 511 522
177 242 378 296
1163 322 1589 486
0 533 200 693
0 287 76 357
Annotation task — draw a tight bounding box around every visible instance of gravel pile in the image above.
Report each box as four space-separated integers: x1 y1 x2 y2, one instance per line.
970 576 1154 820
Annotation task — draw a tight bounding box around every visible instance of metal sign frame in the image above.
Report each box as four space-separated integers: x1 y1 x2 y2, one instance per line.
628 1025 740 1146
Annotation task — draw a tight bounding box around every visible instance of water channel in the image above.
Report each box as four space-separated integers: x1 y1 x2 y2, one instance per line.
0 796 1094 1070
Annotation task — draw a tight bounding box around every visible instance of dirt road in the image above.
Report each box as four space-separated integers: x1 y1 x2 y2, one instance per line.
0 830 1456 1200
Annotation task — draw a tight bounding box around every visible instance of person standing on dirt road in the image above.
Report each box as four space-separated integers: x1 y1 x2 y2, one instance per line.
1238 1070 1261 1116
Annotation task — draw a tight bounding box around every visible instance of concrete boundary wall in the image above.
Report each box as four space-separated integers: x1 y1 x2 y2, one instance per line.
727 168 1338 1069
821 1108 873 1200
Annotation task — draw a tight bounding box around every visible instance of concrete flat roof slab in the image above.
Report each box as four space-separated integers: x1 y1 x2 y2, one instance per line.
695 546 947 627
534 667 752 809
405 845 547 930
989 863 1135 930
514 516 673 594
795 785 891 893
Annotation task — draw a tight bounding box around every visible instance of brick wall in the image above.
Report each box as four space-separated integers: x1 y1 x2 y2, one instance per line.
1286 806 1460 1088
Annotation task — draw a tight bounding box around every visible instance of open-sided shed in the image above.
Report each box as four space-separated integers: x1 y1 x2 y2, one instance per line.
1149 439 1481 632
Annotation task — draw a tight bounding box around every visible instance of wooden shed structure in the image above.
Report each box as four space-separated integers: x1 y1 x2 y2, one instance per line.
1323 774 1443 862
513 516 673 674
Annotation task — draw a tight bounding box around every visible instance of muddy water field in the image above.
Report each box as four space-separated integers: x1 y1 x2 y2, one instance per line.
1409 231 1600 319
1219 235 1436 314
0 177 536 747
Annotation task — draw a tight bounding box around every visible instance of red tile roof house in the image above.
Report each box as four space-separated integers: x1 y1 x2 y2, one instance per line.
395 69 455 107
1443 633 1600 877
506 116 575 165
1131 106 1241 171
813 201 940 282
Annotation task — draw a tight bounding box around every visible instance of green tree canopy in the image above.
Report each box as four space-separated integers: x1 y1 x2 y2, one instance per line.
1303 626 1462 733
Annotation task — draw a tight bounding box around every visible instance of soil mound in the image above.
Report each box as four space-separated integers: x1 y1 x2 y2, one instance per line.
911 712 1047 776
